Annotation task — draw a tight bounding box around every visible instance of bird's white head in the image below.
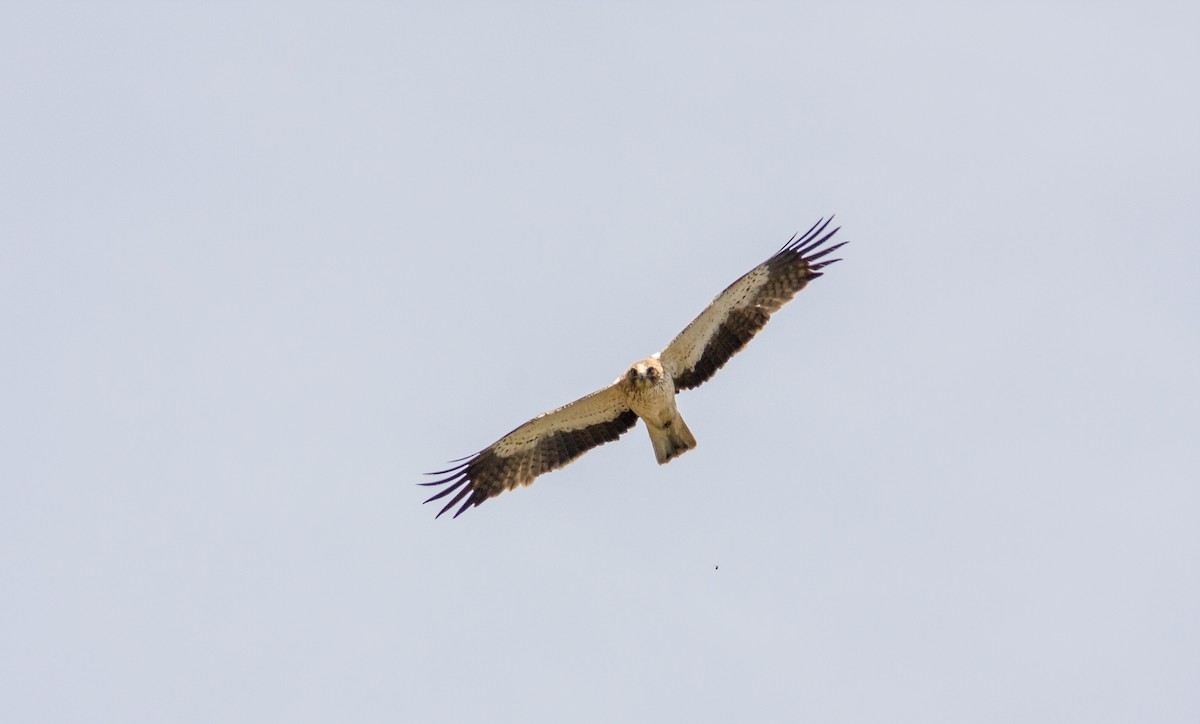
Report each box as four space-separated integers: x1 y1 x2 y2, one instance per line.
625 357 664 388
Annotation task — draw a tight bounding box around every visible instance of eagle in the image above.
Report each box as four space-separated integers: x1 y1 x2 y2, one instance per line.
422 218 847 518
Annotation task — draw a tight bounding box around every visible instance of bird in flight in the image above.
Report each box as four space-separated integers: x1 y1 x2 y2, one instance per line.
422 218 847 518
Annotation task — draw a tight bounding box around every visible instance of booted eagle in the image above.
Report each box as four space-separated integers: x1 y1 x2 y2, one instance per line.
423 218 847 518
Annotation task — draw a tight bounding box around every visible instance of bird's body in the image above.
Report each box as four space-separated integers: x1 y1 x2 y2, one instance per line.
422 218 847 518
621 356 696 464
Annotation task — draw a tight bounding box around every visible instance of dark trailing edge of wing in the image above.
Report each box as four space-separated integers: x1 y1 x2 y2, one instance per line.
420 409 639 518
672 217 846 391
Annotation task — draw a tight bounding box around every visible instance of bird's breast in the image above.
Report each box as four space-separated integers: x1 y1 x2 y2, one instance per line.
624 376 677 426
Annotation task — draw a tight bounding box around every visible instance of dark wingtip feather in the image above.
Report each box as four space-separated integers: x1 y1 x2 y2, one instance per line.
805 240 848 263
423 450 483 476
777 217 824 253
776 231 800 253
451 495 480 518
422 474 469 501
418 469 467 487
796 226 840 256
778 217 836 257
435 482 475 518
810 257 843 271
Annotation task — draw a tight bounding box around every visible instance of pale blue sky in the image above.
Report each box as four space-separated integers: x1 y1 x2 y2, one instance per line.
3 3 1198 722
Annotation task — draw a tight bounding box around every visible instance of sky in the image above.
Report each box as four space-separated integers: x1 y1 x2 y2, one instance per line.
3 2 1198 722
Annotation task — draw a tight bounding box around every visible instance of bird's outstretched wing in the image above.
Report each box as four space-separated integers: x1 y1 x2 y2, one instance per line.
421 383 638 518
658 218 845 391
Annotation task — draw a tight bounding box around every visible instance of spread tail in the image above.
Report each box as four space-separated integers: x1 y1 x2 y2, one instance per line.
647 414 697 464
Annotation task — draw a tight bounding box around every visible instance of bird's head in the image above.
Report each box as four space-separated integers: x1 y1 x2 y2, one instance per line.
626 358 663 388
